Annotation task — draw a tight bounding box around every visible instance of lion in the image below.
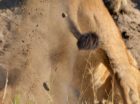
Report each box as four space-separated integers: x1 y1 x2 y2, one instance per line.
104 0 128 13
68 0 140 103
110 0 128 13
0 0 140 104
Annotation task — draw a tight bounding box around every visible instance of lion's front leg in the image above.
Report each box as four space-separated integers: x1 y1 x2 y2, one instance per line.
91 0 140 103
100 20 140 104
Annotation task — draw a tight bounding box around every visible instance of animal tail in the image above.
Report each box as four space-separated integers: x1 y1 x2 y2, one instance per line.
64 13 99 50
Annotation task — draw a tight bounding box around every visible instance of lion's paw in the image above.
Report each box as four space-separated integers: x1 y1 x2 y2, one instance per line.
110 0 128 13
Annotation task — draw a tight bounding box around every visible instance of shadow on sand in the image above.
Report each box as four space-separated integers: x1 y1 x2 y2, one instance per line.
133 0 140 10
0 0 23 9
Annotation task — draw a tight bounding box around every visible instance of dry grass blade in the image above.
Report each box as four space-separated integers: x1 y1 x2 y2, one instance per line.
2 71 8 104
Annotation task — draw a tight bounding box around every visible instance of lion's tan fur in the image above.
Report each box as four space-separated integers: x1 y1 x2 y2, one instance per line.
111 0 128 12
0 0 140 104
